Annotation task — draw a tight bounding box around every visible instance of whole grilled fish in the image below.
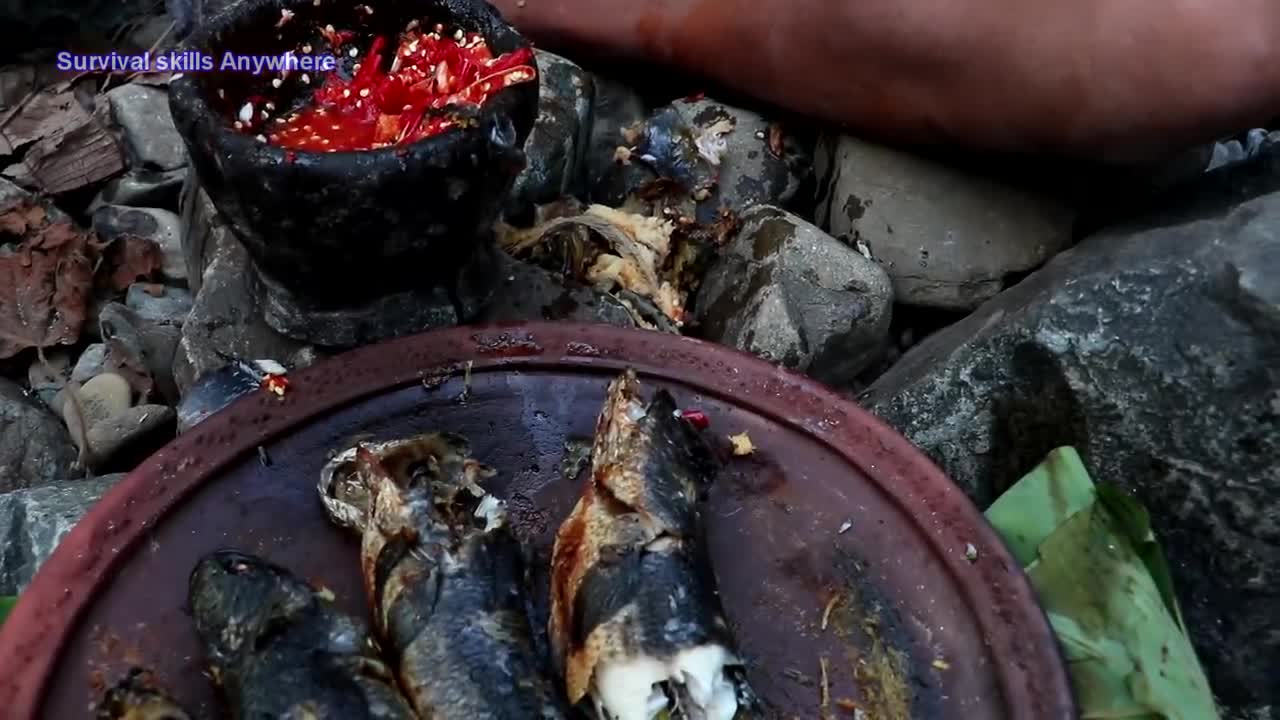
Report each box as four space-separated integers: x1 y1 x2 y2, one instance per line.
550 369 758 720
95 667 192 720
319 432 569 719
188 549 416 720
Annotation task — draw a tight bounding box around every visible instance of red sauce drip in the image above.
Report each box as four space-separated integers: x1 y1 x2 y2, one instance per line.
251 25 536 152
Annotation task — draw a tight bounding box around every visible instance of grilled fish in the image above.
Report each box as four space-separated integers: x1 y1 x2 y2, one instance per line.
549 369 758 720
319 432 569 719
95 667 191 720
188 549 416 720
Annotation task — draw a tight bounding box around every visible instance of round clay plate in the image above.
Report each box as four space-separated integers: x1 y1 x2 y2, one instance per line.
0 323 1074 719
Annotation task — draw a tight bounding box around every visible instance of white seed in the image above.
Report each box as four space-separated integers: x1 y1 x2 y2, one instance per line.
321 138 330 145
353 62 362 72
359 88 370 97
325 24 335 34
355 100 362 108
265 102 276 110
343 89 351 97
350 47 359 57
453 29 464 41
238 102 254 123
274 117 286 124
171 72 184 80
255 134 266 142
217 88 225 98
301 43 312 53
233 121 243 129
260 110 269 119
301 73 310 84
331 124 340 130
481 83 490 91
277 7 293 25
271 78 283 88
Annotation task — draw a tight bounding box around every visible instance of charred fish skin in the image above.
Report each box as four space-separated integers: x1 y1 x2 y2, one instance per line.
188 550 416 720
337 433 569 719
551 370 758 720
95 667 192 720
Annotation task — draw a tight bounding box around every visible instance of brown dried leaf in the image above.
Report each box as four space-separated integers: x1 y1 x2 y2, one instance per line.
0 203 45 235
101 235 162 291
0 206 95 359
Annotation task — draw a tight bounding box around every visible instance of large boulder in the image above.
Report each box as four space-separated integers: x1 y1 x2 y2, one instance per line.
816 135 1076 310
0 379 78 492
862 148 1280 720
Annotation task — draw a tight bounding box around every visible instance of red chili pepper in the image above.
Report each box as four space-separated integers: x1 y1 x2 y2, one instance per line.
260 26 536 152
679 409 710 430
261 374 290 397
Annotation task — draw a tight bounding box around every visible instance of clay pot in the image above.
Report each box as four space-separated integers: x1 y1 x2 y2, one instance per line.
169 0 538 310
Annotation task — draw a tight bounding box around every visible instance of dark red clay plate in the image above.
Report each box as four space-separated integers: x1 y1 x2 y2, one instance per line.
0 323 1074 719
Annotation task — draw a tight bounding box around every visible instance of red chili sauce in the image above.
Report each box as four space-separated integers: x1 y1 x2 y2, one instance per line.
233 21 536 152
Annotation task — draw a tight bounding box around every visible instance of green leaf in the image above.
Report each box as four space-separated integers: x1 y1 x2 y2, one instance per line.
0 595 16 626
985 447 1218 720
984 446 1097 566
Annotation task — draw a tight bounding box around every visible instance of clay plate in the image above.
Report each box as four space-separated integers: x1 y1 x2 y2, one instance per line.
0 323 1074 719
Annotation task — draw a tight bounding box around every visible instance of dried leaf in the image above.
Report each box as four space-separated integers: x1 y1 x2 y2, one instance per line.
101 235 162 291
0 203 45 235
0 204 94 359
729 432 755 456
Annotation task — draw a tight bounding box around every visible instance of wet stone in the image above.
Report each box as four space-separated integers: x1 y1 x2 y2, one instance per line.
125 284 193 327
479 251 638 327
671 98 810 219
862 147 1280 720
506 50 594 221
84 404 175 473
0 378 78 492
0 473 125 596
694 205 893 385
590 97 810 222
582 74 647 198
174 226 317 395
71 344 109 384
99 302 182 402
93 204 187 285
106 84 187 171
89 168 187 212
815 134 1077 311
179 171 230 295
69 373 132 428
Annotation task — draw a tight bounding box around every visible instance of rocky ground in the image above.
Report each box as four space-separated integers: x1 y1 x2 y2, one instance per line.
0 11 1277 720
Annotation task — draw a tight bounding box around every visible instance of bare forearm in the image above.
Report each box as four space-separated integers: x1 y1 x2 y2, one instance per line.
493 0 1280 161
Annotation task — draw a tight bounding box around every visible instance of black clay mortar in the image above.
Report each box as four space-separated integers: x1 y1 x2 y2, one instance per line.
169 0 538 344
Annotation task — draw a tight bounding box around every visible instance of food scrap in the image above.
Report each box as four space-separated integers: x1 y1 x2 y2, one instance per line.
932 658 951 671
678 408 710 429
728 431 755 456
235 19 536 151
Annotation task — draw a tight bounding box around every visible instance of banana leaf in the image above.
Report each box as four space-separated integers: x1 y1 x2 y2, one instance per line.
985 447 1218 720
0 595 15 626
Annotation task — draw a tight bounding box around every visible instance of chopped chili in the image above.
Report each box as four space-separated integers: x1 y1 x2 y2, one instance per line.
237 21 536 152
679 409 710 430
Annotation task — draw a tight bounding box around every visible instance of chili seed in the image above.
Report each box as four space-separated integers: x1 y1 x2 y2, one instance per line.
271 78 283 88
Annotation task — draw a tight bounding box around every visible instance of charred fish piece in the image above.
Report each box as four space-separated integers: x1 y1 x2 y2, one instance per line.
321 432 569 719
550 369 758 720
188 549 416 720
95 667 191 720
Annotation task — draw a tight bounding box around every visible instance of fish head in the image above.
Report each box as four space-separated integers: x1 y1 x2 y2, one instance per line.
188 550 316 666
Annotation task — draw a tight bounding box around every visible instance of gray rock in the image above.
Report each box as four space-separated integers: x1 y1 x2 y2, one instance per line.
671 98 810 219
125 284 193 327
84 404 175 471
178 170 230 295
106 84 187 171
695 206 893 384
861 149 1280 719
589 98 810 222
174 225 315 394
815 134 1076 311
69 373 132 428
89 168 186 212
99 302 182 402
92 204 186 286
0 474 125 596
71 344 108 384
0 378 78 492
582 75 647 196
507 50 594 219
479 251 638 327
